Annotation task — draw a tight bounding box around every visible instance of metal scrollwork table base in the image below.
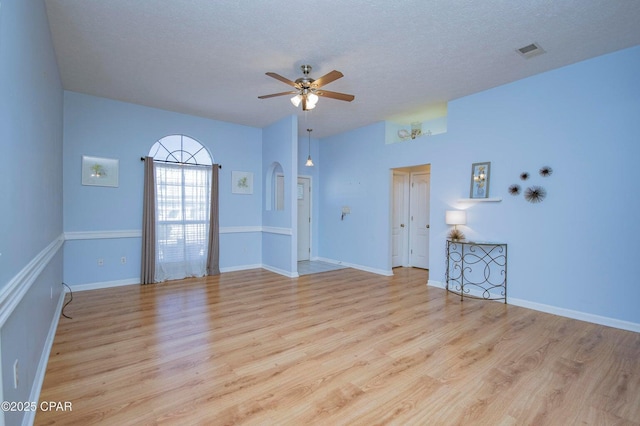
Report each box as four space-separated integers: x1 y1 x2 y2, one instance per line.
446 240 507 303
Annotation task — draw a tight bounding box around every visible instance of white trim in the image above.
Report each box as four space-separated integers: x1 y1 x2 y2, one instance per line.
219 226 262 234
262 264 299 278
68 278 140 292
220 264 263 273
509 297 640 333
427 279 445 289
0 234 64 327
22 290 67 426
457 197 502 203
64 230 141 240
316 257 393 276
262 226 293 235
427 280 640 333
64 226 274 240
297 175 313 261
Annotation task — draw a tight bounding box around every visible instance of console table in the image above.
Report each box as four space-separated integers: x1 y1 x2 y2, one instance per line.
445 240 507 303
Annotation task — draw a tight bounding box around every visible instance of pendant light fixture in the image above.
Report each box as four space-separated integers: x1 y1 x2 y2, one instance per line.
305 128 314 167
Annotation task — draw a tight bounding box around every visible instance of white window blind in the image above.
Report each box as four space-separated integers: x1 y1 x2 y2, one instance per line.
155 163 211 281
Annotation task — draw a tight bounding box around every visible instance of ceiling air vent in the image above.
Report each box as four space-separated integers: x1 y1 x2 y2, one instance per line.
516 42 545 59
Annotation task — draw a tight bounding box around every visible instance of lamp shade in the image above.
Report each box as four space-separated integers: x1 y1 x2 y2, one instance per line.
445 210 466 225
307 93 319 105
290 95 302 107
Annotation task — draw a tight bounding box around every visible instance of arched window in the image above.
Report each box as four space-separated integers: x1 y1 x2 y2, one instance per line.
149 134 213 165
265 162 284 211
147 135 215 282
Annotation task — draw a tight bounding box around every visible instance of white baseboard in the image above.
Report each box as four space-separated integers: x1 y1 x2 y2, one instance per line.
508 297 640 333
23 289 67 426
427 279 445 289
68 278 140 292
261 264 299 278
220 264 263 273
427 280 640 333
316 257 393 276
65 270 640 333
67 264 297 289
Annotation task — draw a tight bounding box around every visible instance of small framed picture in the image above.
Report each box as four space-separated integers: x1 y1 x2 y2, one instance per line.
82 156 119 187
232 171 253 194
470 162 490 198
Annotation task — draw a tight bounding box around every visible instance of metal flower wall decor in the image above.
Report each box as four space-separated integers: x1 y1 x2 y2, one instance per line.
508 184 521 195
524 185 546 203
509 165 552 203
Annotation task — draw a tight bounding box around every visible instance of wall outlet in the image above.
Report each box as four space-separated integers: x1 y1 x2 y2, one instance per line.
97 258 104 266
121 256 126 264
13 359 19 389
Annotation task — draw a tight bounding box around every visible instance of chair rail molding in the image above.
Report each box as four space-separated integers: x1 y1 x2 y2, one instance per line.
0 234 64 327
64 226 274 240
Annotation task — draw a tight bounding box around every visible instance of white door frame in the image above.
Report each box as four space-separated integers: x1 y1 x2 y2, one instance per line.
392 172 410 267
390 165 431 270
297 175 312 260
409 171 430 269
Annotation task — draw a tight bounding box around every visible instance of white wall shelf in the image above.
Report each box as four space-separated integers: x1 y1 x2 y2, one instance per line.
457 197 502 203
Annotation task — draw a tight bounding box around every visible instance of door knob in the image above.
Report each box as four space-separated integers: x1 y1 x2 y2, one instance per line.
400 224 405 228
426 224 430 228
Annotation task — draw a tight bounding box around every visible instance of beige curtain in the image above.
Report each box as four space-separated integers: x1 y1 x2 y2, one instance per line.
206 164 220 275
140 156 156 284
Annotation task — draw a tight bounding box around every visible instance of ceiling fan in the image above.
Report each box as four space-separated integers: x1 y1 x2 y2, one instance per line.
258 64 355 111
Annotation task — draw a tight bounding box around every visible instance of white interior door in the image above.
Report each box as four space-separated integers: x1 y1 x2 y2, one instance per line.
410 172 430 269
297 177 311 260
392 173 409 267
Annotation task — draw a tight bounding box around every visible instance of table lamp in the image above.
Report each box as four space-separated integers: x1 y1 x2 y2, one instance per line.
445 210 466 241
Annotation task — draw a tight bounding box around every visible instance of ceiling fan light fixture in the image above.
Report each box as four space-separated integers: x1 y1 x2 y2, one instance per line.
290 94 302 107
259 64 354 110
307 92 319 105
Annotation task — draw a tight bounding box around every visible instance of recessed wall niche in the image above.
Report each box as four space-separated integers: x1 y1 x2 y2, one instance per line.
265 161 284 211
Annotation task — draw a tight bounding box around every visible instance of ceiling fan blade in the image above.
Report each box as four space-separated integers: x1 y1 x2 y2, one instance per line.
258 91 298 99
265 72 298 88
312 70 344 88
316 90 355 102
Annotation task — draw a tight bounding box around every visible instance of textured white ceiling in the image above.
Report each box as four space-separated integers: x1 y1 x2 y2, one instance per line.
44 0 640 138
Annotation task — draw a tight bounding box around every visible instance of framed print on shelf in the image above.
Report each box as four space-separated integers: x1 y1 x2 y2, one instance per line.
232 171 253 194
82 155 119 187
470 162 491 199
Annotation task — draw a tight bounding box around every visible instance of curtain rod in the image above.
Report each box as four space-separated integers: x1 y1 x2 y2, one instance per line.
140 157 222 168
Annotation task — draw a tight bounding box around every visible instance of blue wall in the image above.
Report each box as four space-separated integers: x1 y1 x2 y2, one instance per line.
0 0 64 424
62 92 264 286
319 122 398 274
438 45 640 324
318 45 640 326
262 115 298 275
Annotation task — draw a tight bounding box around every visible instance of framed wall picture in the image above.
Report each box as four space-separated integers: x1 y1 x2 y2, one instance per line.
232 171 253 194
470 162 491 198
82 155 119 187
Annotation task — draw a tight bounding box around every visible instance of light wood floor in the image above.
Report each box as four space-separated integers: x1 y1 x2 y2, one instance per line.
37 268 640 425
